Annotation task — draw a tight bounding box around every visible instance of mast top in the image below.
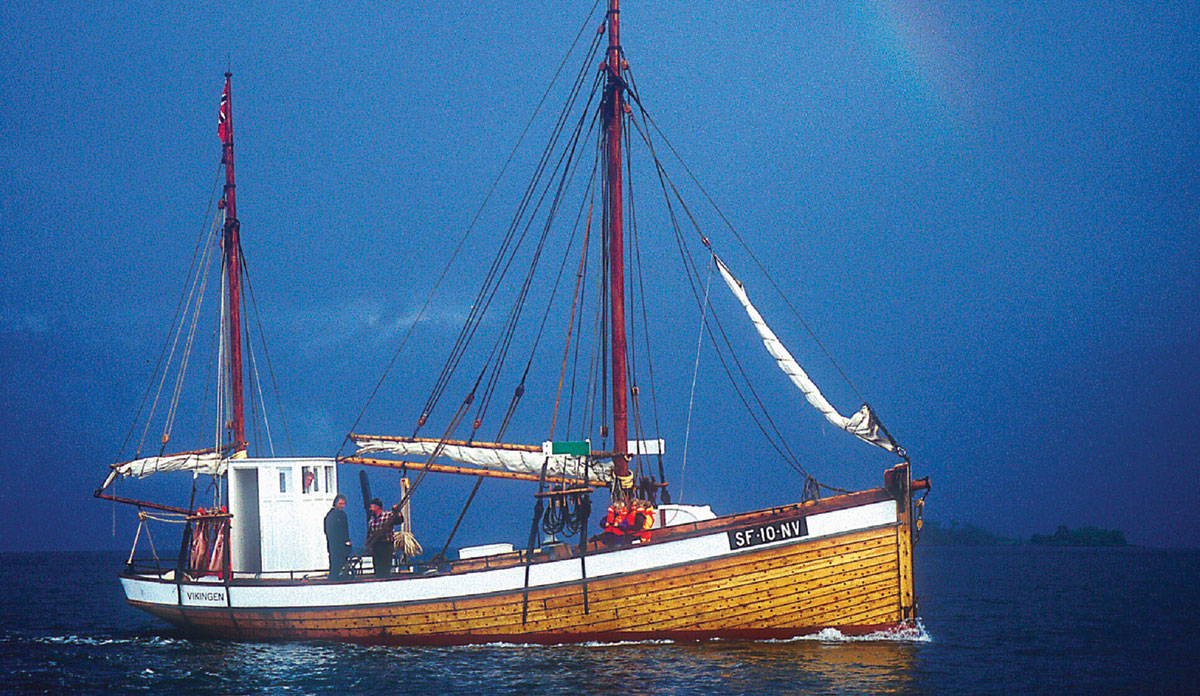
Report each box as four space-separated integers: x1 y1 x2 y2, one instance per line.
220 73 246 455
604 0 630 484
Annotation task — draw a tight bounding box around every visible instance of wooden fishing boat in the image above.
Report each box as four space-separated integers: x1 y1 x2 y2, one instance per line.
122 485 918 644
97 0 931 645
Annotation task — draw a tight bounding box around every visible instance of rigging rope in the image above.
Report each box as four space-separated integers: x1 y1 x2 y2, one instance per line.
623 65 894 489
679 262 714 504
622 106 646 482
122 163 225 462
625 110 665 485
551 194 594 438
469 73 603 435
564 145 604 439
242 283 275 456
626 99 812 481
336 0 606 457
137 195 223 458
355 21 613 532
165 213 221 452
240 245 294 456
624 67 872 409
418 32 605 434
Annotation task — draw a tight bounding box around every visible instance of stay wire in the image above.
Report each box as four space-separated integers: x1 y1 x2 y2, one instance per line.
632 114 809 479
597 122 611 451
436 37 605 416
640 135 846 478
121 162 225 462
469 71 601 432
185 230 222 456
510 151 601 440
471 73 604 433
624 77 868 407
679 264 715 503
563 150 602 437
161 210 221 451
239 265 267 457
550 175 597 439
139 180 223 458
621 79 808 471
621 107 648 481
492 158 596 441
420 18 605 427
238 244 294 455
422 38 605 431
621 69 672 485
567 127 606 442
623 108 665 481
337 2 604 456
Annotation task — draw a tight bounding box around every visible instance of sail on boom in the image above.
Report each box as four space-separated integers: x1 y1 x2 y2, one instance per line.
353 436 614 479
102 451 227 490
713 255 897 454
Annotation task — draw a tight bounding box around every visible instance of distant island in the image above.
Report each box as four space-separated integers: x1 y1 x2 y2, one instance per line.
1030 525 1127 547
919 520 1019 546
920 521 1128 547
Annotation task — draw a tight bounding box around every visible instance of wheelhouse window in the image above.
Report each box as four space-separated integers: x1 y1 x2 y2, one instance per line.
302 466 318 494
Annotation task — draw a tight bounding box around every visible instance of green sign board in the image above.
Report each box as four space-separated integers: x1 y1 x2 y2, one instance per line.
550 440 590 456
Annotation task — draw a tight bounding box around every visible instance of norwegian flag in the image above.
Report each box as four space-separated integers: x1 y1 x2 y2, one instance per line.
218 81 230 144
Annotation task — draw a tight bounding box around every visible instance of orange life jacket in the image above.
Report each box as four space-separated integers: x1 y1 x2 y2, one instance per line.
636 507 655 541
604 505 624 535
620 508 640 534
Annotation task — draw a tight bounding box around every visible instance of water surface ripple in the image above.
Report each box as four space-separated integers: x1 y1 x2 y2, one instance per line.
2 547 1196 695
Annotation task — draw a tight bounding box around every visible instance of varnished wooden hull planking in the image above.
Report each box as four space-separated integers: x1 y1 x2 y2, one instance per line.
124 489 919 644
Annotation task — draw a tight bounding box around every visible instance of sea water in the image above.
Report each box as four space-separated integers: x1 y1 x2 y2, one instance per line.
1 546 1196 695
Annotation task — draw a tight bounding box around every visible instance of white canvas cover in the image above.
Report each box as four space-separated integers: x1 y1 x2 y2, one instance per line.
713 255 897 454
101 451 227 490
353 437 612 480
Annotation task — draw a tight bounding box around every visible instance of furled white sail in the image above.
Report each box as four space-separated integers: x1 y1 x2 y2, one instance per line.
101 451 227 490
713 255 897 454
353 437 612 479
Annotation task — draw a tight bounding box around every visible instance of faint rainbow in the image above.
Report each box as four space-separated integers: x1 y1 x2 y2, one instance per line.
850 0 962 123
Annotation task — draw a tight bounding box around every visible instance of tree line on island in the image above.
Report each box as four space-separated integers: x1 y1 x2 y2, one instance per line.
920 521 1128 547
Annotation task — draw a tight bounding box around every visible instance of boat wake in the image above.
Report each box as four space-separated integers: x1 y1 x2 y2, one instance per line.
771 619 932 644
453 621 932 649
32 634 184 647
450 638 680 650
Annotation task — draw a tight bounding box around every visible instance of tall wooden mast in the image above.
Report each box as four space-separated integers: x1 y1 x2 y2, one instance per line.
219 72 247 454
604 0 629 480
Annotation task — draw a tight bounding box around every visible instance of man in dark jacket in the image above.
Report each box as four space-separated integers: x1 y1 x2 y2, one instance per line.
324 494 351 580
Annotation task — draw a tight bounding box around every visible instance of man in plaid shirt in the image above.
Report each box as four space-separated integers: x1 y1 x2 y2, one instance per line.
366 498 402 578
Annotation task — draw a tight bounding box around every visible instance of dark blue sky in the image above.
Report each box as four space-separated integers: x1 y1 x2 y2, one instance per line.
2 1 1197 551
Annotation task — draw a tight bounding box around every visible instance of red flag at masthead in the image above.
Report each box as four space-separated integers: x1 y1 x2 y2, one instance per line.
218 81 230 144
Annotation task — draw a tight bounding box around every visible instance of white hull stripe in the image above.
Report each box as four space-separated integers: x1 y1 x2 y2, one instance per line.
123 500 897 610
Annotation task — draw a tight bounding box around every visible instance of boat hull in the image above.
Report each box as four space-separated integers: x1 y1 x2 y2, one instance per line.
121 481 921 645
